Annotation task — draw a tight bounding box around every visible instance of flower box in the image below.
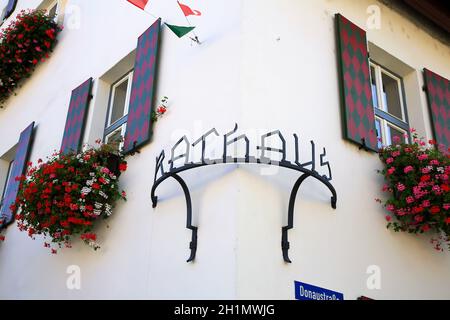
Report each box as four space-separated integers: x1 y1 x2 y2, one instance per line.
11 143 128 253
378 131 450 251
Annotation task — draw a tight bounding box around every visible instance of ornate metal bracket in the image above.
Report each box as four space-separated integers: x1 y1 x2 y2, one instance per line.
282 173 336 263
151 125 337 263
152 173 197 262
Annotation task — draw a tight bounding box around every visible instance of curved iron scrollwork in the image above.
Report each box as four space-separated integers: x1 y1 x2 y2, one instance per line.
151 124 337 263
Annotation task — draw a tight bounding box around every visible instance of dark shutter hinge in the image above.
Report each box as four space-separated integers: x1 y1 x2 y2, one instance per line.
422 85 428 92
359 138 370 152
128 141 141 156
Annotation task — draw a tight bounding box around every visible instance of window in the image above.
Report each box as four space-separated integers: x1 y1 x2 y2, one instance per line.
0 0 17 25
47 0 58 21
370 62 409 148
0 160 13 209
37 0 67 25
0 1 7 23
104 71 133 151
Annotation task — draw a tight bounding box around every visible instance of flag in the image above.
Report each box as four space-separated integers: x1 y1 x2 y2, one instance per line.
177 1 201 16
127 0 149 10
165 23 196 38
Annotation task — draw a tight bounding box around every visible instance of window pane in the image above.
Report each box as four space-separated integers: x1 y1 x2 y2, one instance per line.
1 160 14 202
382 72 403 120
370 66 379 108
110 79 128 125
105 127 124 152
386 124 405 146
375 119 383 149
48 4 57 18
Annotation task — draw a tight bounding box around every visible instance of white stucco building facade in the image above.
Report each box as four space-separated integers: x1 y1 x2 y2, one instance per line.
0 0 449 300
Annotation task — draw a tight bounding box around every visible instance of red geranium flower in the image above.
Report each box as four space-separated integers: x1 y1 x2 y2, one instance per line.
45 29 55 39
81 233 96 241
119 162 128 172
430 206 441 214
157 106 167 114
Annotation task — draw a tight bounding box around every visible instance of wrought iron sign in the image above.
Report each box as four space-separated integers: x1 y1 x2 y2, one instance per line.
151 124 337 263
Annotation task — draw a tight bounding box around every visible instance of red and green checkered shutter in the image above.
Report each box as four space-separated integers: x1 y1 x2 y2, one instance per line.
335 14 378 152
123 18 161 154
0 122 35 227
60 78 93 155
423 69 450 154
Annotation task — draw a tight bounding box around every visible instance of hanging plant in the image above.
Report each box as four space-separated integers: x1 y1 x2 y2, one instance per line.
0 9 62 108
377 130 450 251
151 96 168 122
11 142 127 253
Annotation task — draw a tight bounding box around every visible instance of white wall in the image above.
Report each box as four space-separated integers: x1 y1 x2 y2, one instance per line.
0 0 449 299
236 0 450 300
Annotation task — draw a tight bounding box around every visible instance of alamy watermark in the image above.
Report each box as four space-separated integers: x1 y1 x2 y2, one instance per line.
366 5 381 30
66 265 81 290
366 265 381 290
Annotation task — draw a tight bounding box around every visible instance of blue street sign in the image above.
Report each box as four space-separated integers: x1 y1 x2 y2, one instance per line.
295 281 344 301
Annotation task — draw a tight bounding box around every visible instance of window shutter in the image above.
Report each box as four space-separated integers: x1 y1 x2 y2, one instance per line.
335 14 378 152
423 69 450 153
60 78 93 155
0 122 35 227
123 18 161 154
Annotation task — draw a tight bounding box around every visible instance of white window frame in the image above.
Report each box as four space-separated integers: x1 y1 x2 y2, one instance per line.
370 61 409 147
375 116 408 147
104 71 134 150
106 72 133 128
105 125 127 151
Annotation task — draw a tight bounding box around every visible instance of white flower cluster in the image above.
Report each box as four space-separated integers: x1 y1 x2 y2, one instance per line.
99 191 108 199
105 204 112 216
86 178 96 186
81 187 91 196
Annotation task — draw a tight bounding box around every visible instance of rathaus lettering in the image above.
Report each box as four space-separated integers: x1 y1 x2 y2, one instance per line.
151 124 337 263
